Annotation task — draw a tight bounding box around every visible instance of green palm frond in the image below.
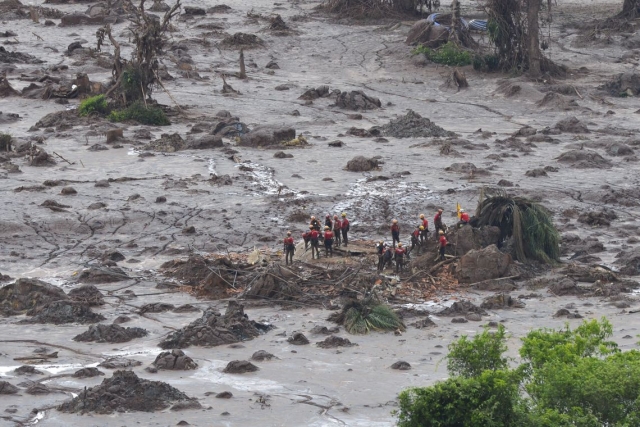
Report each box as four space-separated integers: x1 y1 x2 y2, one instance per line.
331 298 405 335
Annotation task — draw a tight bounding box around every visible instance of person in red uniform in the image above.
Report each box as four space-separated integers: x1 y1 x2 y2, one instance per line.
438 230 448 261
394 242 406 272
376 240 385 271
302 225 313 250
325 214 333 231
411 226 421 254
341 212 350 246
323 226 334 257
283 231 295 265
310 216 321 231
333 215 342 247
434 208 445 240
310 227 320 259
391 219 400 248
457 209 470 228
419 214 429 243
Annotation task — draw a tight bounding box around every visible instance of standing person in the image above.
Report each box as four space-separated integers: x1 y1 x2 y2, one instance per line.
302 226 312 251
438 230 448 261
310 227 320 259
394 243 406 273
310 216 321 231
323 226 334 257
382 244 393 270
283 231 295 265
376 240 385 271
341 212 350 246
333 215 342 247
419 214 429 243
391 219 400 248
434 208 446 240
411 226 421 254
325 214 333 231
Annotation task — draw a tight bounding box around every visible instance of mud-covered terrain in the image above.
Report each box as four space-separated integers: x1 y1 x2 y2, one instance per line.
1 0 640 425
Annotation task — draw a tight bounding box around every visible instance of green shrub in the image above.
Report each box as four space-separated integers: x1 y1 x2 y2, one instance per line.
412 42 472 66
108 101 170 126
78 95 108 116
447 324 509 378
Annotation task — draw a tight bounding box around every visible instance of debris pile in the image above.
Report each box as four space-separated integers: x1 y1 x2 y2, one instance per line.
0 278 67 316
73 324 148 343
22 300 105 324
374 110 454 138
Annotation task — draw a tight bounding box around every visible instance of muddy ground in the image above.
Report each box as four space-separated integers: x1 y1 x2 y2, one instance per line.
1 0 640 425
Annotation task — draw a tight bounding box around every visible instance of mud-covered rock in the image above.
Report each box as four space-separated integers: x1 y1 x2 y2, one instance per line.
390 361 411 370
159 301 269 349
170 400 203 411
480 293 525 309
216 391 233 398
334 90 381 111
606 142 634 156
222 360 258 373
316 335 355 348
0 278 67 316
73 367 105 378
0 381 19 394
299 85 331 100
458 245 512 283
138 303 175 314
557 149 611 169
445 162 489 175
411 317 436 328
615 248 640 276
97 357 142 369
309 325 340 335
22 300 105 324
173 304 200 313
147 133 185 152
287 331 309 345
548 277 587 296
554 116 589 133
26 383 52 395
578 209 617 226
345 156 379 172
152 350 198 370
374 110 453 138
68 285 104 306
77 266 128 283
186 134 223 149
57 370 195 414
14 365 43 375
448 225 501 257
251 350 276 361
238 126 295 147
73 324 148 343
220 32 265 49
438 300 487 316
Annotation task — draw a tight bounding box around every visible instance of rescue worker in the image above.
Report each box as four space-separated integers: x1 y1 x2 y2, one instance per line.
376 240 385 272
341 212 350 246
310 216 321 231
309 226 320 259
302 226 312 250
283 231 295 265
391 219 400 248
333 215 342 247
438 230 448 261
411 226 421 254
457 209 470 228
419 214 429 243
434 208 446 240
325 214 333 230
323 226 334 257
394 242 406 272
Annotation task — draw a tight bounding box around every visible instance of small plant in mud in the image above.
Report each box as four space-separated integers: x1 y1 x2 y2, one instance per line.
412 42 472 67
328 298 405 334
109 101 170 126
78 94 109 117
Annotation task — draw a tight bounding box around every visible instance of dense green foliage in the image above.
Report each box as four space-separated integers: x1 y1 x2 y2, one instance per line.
108 101 169 126
397 319 640 427
78 95 109 116
413 42 472 66
329 298 405 335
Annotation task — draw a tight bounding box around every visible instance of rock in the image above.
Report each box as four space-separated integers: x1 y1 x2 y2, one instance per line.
265 60 279 69
452 317 468 323
251 350 276 361
95 180 110 187
159 301 270 349
68 285 104 306
309 325 340 335
578 209 617 226
223 360 259 374
60 186 77 195
445 162 489 175
148 133 185 152
275 84 290 91
22 300 105 324
138 302 175 313
105 128 123 143
77 266 128 283
152 349 198 370
316 335 356 348
73 367 105 378
335 90 381 111
345 156 379 172
299 85 331 100
88 144 108 151
186 134 223 149
0 381 18 394
274 151 293 158
328 140 344 147
26 384 51 395
606 142 634 156
182 225 196 234
173 304 200 313
149 0 170 11
548 277 585 296
497 179 514 187
112 315 131 324
156 196 167 203
465 313 482 321
472 278 517 292
183 6 205 15
480 293 525 309
448 225 501 258
458 245 512 283
615 248 640 276
170 400 203 411
0 278 68 316
438 300 487 317
238 126 296 147
390 361 411 370
287 332 310 345
556 150 611 169
410 317 436 328
525 168 548 177
97 357 142 369
58 370 195 414
14 365 43 375
73 324 148 343
554 116 589 133
220 32 265 49
216 391 233 398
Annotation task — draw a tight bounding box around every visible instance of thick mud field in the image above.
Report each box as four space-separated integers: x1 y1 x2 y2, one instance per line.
1 0 640 425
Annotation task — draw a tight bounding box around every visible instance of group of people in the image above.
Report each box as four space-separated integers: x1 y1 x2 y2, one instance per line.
283 213 351 263
282 207 472 271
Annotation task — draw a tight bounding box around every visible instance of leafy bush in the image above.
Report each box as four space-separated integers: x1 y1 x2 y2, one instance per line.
413 42 472 66
397 318 640 427
109 101 170 126
78 95 109 116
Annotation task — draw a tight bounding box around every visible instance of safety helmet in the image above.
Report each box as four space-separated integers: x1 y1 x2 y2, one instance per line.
392 219 398 223
398 242 403 247
438 208 443 213
420 214 425 219
333 215 338 219
309 225 314 229
311 216 316 220
379 240 384 244
460 209 465 213
324 226 329 230
326 214 330 218
287 231 291 235
439 230 444 235
341 212 346 217
419 225 424 230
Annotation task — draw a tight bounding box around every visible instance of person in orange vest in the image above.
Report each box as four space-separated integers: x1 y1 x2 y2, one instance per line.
333 215 342 247
283 231 295 265
341 212 350 246
323 226 334 257
419 214 429 243
394 242 406 272
410 226 421 254
457 209 470 228
434 208 446 240
438 230 448 261
391 219 400 248
309 227 320 259
302 226 312 250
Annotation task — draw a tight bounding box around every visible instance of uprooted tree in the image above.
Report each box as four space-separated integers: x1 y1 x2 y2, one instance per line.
96 0 181 106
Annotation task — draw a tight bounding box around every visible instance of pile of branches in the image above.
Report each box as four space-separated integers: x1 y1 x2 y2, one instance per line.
318 0 421 19
473 189 560 264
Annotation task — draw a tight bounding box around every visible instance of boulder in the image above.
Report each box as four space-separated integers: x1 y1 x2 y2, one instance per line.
458 245 512 283
0 278 67 316
238 126 295 147
615 248 640 276
335 90 381 111
152 349 198 370
345 156 379 172
222 360 258 374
